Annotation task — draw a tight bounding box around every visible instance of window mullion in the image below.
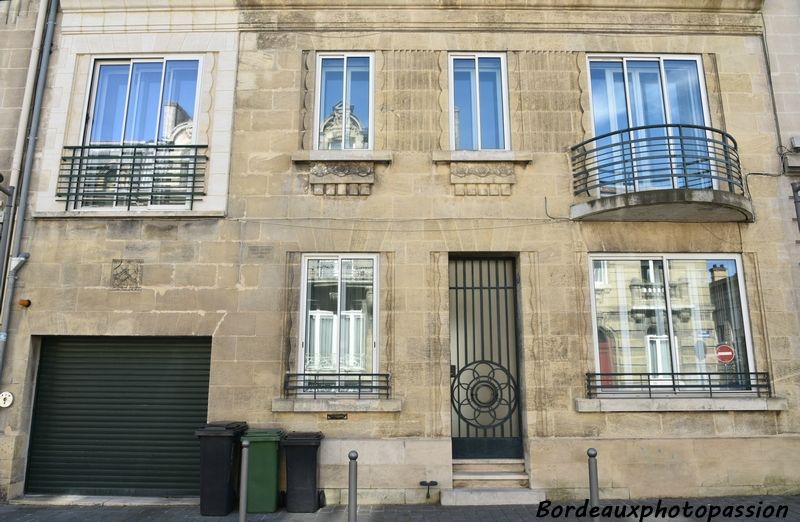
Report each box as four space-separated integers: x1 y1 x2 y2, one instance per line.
662 257 679 375
119 62 135 146
341 57 349 150
154 61 167 144
474 57 482 150
658 59 679 189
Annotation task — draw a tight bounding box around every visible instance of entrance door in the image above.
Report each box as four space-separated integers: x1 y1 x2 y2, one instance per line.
449 257 522 459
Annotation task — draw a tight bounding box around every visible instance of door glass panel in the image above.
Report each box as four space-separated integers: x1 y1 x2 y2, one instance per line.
626 60 670 190
664 60 711 189
89 64 130 144
590 61 631 193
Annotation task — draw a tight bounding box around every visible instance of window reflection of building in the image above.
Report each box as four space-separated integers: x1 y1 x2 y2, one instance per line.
318 101 367 150
593 257 750 380
161 101 193 145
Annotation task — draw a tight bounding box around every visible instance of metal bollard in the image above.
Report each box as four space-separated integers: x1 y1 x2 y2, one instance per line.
587 448 599 521
239 440 250 522
348 450 358 522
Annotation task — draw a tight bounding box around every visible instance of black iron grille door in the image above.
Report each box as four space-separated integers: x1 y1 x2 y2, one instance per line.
449 257 522 459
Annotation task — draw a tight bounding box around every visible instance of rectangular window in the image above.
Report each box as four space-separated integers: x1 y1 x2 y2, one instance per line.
587 56 711 193
300 254 378 374
590 254 754 392
87 58 200 145
61 57 205 210
315 53 373 150
449 53 509 151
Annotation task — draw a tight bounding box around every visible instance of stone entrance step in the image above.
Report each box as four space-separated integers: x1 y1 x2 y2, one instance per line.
440 487 546 506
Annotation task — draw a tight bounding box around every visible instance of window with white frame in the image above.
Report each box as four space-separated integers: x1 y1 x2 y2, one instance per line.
590 254 753 383
300 255 378 374
87 58 200 146
449 53 510 151
62 57 204 209
315 53 373 150
588 56 711 192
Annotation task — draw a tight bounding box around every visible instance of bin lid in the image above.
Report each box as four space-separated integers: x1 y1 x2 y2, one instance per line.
243 429 284 442
280 431 324 446
195 421 248 437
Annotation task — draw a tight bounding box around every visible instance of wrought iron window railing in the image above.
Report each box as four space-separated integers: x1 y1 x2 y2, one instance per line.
57 144 207 210
586 372 771 398
284 373 390 399
571 124 744 197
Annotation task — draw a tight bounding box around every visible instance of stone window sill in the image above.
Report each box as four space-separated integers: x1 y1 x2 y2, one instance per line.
431 150 533 163
271 398 402 413
574 397 788 413
291 150 393 196
32 210 226 219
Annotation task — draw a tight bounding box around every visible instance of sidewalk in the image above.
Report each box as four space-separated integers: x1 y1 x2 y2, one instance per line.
0 496 799 521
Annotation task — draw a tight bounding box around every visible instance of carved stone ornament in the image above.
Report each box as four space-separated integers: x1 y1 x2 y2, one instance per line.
111 259 143 291
449 161 517 196
308 161 375 196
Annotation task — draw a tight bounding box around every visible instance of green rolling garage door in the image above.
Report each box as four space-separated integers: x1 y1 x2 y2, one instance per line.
26 337 212 496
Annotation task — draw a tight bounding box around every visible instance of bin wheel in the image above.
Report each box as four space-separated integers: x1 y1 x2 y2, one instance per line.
318 490 326 508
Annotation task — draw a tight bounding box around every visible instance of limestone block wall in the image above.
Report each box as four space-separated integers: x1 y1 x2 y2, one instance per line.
0 1 797 502
0 0 38 178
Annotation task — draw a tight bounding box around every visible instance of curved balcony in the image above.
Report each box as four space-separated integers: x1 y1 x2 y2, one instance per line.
570 124 753 222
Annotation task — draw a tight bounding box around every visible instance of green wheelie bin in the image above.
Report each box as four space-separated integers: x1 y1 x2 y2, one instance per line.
242 429 284 513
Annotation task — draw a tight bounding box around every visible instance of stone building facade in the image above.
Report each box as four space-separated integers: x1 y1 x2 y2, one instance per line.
0 0 797 505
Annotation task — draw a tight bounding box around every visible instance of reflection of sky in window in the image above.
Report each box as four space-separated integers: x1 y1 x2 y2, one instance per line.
159 61 199 140
346 57 370 129
705 259 737 279
90 64 129 143
453 57 505 150
319 57 370 148
664 60 704 126
590 62 628 134
453 59 477 149
89 60 199 145
478 57 504 149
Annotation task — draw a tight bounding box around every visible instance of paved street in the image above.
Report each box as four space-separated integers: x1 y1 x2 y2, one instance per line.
0 496 798 521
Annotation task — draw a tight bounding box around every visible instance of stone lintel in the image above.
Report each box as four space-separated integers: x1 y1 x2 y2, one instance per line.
271 398 403 412
574 396 788 412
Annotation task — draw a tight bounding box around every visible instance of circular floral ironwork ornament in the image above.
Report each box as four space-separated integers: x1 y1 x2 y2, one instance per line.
451 360 519 430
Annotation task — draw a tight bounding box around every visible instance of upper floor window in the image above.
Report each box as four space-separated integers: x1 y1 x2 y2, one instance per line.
449 53 509 151
300 254 378 374
87 58 200 145
58 57 206 210
315 53 373 150
588 56 712 192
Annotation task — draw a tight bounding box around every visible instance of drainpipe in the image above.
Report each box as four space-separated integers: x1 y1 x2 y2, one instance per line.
0 0 49 309
792 182 800 234
0 0 59 378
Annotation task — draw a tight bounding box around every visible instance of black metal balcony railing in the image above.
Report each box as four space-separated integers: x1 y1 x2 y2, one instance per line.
586 372 771 398
571 124 744 197
284 373 391 399
57 144 208 210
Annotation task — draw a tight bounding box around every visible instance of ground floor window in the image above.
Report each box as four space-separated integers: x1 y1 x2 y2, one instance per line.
590 254 753 390
300 254 377 373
